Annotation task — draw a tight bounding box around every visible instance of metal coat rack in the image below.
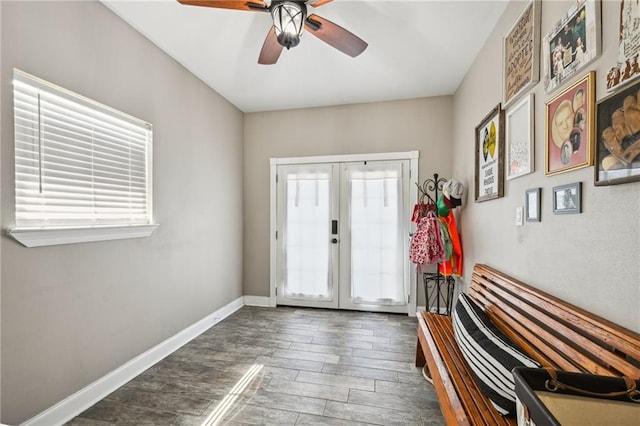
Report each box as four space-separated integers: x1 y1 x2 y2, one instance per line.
416 173 456 315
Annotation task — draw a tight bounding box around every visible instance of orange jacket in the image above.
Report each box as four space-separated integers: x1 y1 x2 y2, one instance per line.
439 210 463 276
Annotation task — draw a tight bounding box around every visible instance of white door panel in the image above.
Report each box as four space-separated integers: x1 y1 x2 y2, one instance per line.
276 164 339 309
339 161 409 313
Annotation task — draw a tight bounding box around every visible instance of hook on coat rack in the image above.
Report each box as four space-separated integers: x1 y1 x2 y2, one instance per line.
416 173 448 205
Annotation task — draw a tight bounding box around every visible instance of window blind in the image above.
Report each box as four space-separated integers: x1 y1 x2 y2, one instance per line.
13 70 152 229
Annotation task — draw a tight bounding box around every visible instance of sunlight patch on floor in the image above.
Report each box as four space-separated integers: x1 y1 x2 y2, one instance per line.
200 364 264 426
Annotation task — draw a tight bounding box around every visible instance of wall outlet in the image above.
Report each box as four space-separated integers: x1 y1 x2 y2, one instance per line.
515 206 524 226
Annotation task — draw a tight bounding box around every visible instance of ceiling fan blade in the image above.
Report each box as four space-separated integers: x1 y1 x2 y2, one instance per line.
304 14 367 57
258 27 284 65
177 0 268 12
309 0 333 7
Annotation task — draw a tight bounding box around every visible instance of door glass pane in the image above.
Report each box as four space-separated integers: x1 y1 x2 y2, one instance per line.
284 167 332 299
348 164 405 304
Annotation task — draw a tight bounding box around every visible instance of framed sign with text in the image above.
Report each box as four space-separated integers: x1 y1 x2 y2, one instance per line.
503 0 541 108
475 104 505 202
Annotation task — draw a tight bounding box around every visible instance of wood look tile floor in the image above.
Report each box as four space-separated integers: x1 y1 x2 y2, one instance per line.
67 306 444 425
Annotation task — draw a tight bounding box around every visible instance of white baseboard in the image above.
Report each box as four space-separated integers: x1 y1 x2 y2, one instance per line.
21 296 245 426
243 295 271 307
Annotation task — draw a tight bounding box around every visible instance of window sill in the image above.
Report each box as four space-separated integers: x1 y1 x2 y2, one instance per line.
7 224 159 247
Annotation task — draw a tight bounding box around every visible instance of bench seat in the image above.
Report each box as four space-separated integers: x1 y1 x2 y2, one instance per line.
417 311 515 426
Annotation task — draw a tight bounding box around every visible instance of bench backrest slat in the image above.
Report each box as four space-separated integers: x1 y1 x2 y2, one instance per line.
474 265 640 358
469 264 640 379
470 281 620 376
487 311 564 369
468 285 584 373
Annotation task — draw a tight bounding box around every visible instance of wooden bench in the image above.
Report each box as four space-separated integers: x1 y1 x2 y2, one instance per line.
416 263 640 426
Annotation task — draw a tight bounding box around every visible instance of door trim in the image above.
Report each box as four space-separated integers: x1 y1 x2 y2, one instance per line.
269 151 420 316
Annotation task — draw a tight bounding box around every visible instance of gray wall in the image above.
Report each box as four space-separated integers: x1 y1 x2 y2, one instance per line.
1 2 244 424
453 0 640 333
243 97 453 299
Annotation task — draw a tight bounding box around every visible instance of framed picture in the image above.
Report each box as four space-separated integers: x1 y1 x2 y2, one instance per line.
594 79 640 186
552 182 581 214
503 0 541 108
545 71 595 175
606 0 640 91
475 104 505 202
506 94 534 180
542 0 601 94
525 188 541 222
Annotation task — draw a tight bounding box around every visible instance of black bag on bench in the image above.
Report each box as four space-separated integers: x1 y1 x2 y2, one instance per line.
513 367 640 426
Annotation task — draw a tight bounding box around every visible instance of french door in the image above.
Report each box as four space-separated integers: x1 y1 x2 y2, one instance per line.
273 154 415 314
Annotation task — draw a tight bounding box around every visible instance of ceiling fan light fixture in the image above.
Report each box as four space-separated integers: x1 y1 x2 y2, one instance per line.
271 1 306 49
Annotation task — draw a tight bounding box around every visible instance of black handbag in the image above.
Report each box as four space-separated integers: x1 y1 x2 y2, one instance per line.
513 367 640 426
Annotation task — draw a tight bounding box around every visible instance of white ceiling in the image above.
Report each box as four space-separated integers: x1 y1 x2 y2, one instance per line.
102 0 508 113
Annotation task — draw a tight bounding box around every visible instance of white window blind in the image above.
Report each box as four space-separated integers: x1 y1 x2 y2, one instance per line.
13 69 153 229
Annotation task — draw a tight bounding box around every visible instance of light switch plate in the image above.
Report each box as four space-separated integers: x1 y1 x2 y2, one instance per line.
515 206 523 226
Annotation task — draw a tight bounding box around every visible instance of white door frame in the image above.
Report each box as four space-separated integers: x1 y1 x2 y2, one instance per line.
269 151 420 316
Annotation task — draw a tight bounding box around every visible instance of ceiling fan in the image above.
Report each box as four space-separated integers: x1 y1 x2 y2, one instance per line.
177 0 368 64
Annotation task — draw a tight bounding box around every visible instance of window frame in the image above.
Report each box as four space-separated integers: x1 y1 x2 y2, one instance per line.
8 69 158 247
